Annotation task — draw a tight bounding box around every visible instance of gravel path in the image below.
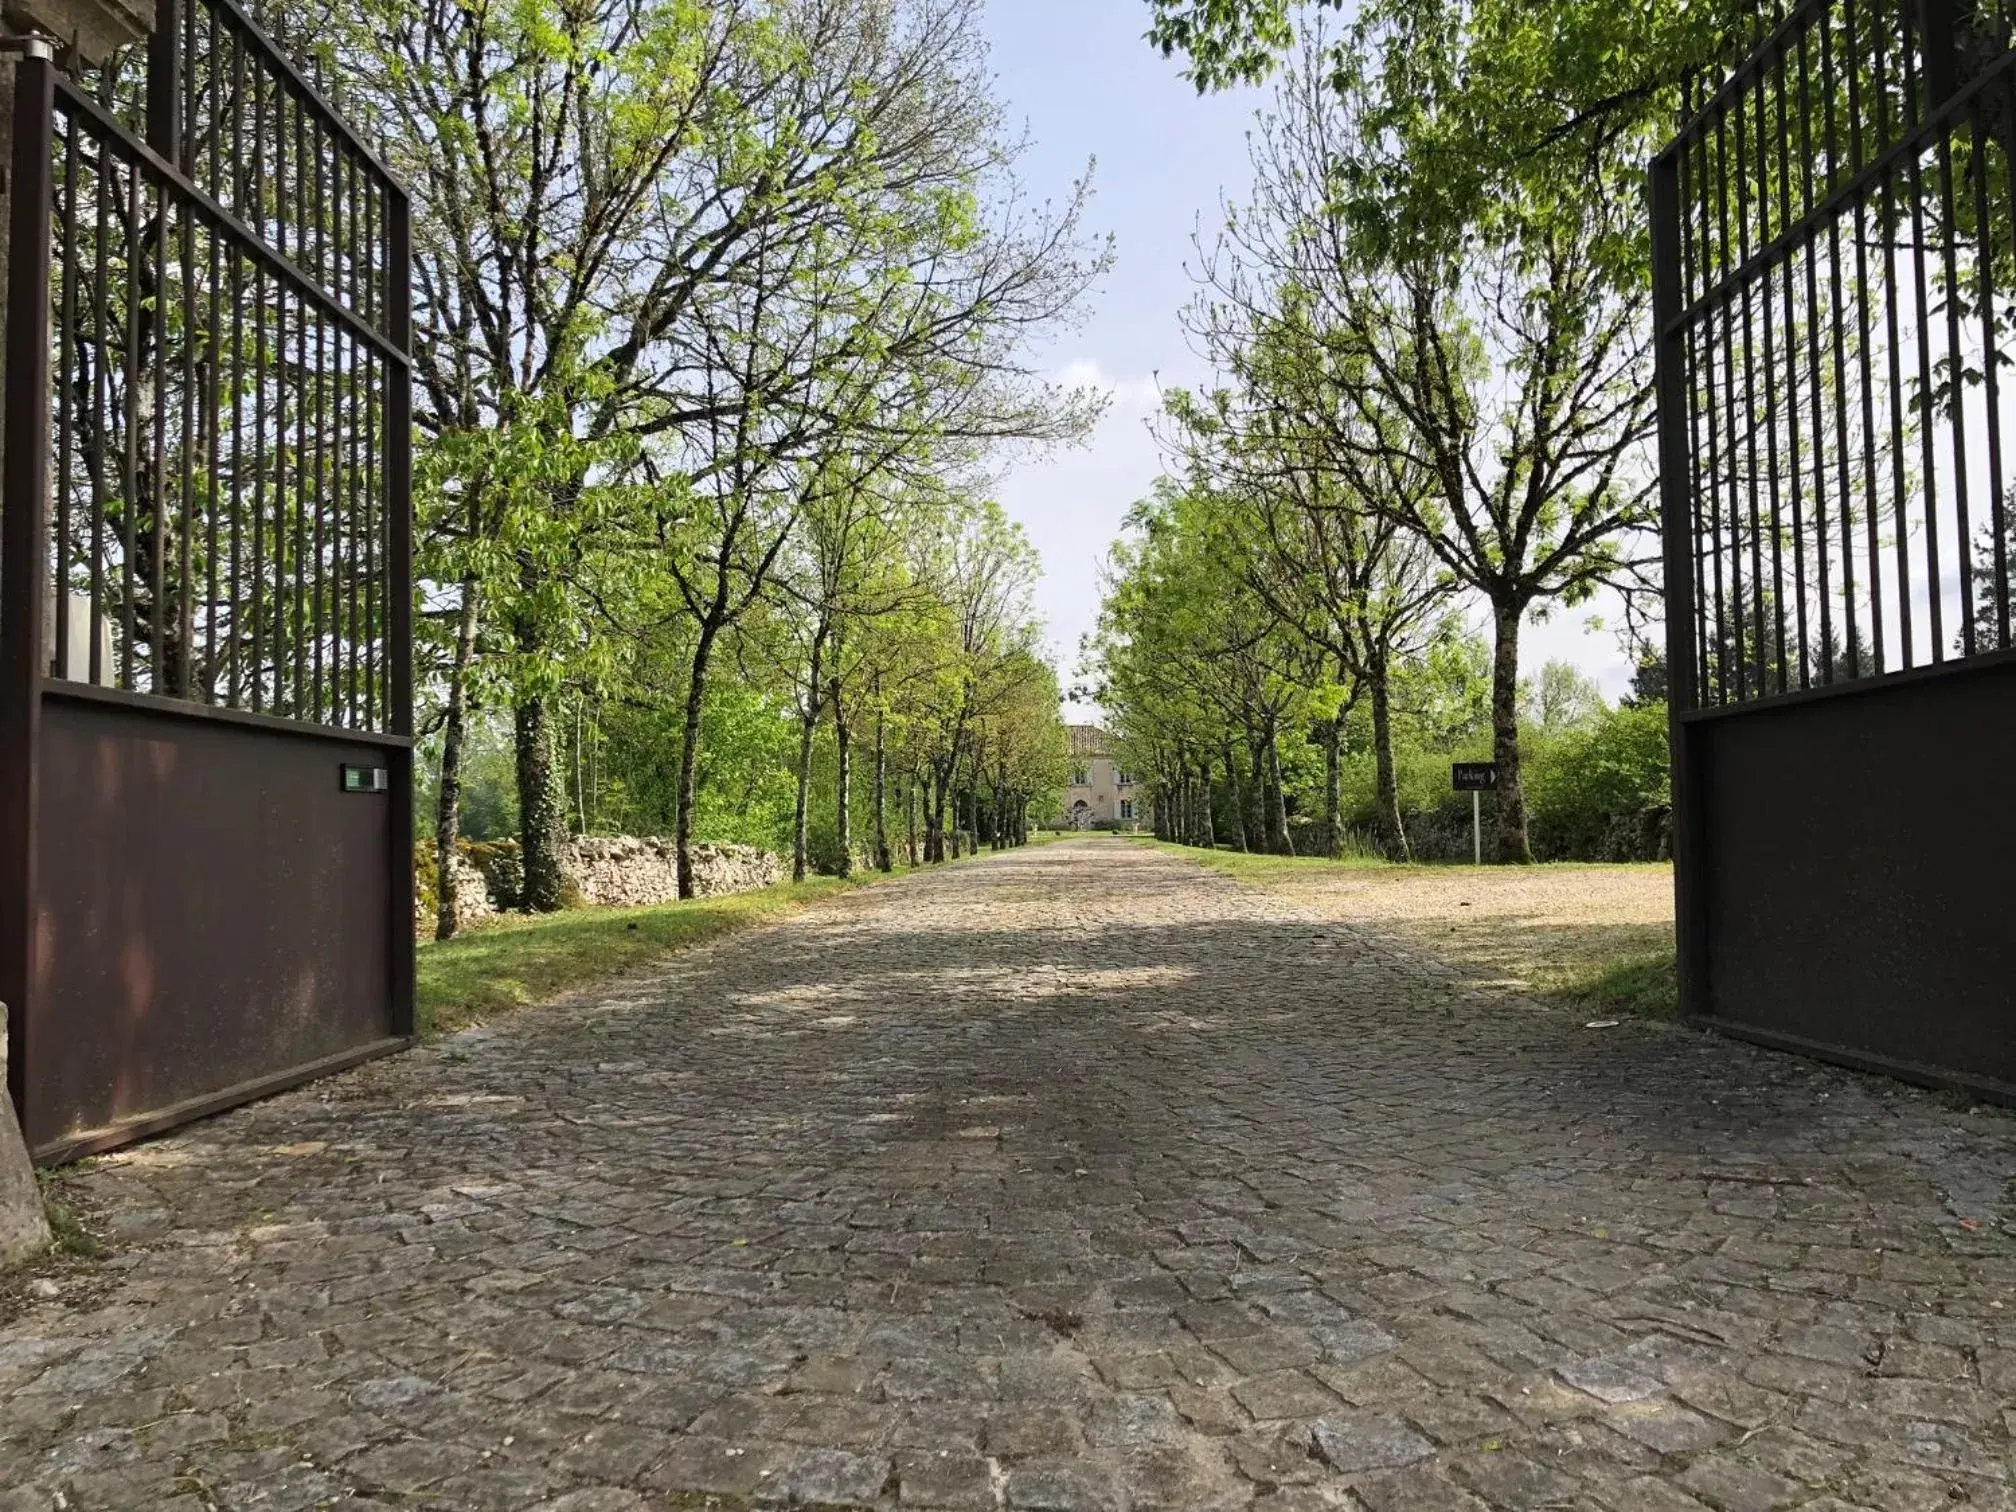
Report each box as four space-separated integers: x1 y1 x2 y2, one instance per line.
1242 861 1675 932
1 838 2012 1511
1220 857 1677 1003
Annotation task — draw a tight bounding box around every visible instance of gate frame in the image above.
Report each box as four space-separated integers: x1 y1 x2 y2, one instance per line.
1650 111 1713 1051
0 0 416 1161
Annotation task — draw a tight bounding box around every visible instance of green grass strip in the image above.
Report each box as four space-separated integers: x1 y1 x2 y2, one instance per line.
418 876 862 1037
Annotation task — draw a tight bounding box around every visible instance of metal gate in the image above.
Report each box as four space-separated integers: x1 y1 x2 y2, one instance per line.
0 0 414 1161
1652 0 2016 1099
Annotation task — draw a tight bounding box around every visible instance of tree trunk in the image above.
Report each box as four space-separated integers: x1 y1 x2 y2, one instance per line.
927 760 950 862
515 692 566 911
1490 597 1533 864
907 769 920 867
433 575 481 941
1369 662 1411 862
791 634 827 884
431 576 481 943
1322 718 1344 860
1246 738 1267 850
1266 727 1294 856
873 711 892 872
1223 743 1249 852
833 682 852 879
993 765 1006 851
790 712 815 882
573 697 587 835
1199 765 1216 850
673 620 721 899
1249 747 1266 849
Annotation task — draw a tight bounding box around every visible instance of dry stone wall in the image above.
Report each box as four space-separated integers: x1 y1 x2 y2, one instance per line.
413 853 498 932
444 855 497 923
562 837 781 907
421 836 782 931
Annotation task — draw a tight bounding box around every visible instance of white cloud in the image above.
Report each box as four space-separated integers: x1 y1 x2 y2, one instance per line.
1055 359 1163 417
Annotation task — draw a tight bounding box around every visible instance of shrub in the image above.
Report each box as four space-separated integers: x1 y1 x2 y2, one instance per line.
1525 702 1672 860
1325 703 1673 863
1277 816 1391 860
805 826 873 876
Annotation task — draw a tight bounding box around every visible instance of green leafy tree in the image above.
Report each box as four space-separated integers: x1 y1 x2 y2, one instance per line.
1522 660 1605 733
1962 503 2016 656
339 0 1107 917
1163 299 1455 859
1525 701 1671 860
1142 0 1744 242
1193 48 1658 861
1091 479 1324 854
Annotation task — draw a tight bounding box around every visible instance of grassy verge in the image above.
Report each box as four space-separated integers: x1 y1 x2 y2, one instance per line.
1568 950 1680 1017
419 874 870 1036
416 839 1041 1036
36 1173 105 1258
1134 837 1679 1018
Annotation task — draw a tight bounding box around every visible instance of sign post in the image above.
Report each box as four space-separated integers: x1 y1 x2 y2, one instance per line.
1450 762 1500 865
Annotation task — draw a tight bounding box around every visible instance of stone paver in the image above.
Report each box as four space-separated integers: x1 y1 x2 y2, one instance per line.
2 838 2013 1510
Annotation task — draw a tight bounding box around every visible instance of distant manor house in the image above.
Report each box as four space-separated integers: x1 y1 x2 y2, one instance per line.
1059 725 1146 830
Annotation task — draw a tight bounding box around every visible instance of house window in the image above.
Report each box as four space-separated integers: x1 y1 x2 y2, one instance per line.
1119 799 1134 821
1114 767 1132 786
1070 764 1090 786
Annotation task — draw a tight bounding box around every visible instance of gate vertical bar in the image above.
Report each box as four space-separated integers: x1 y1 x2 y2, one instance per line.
0 48 56 1132
146 0 180 162
1917 0 1958 107
385 185 414 1037
1651 147 1709 1020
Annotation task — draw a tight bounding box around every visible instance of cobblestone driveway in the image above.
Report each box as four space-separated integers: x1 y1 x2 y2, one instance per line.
3 838 2014 1512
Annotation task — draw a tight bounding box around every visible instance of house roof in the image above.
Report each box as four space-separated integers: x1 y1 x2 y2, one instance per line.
1066 724 1110 757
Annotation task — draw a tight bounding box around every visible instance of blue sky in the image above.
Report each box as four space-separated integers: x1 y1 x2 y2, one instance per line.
979 0 1636 714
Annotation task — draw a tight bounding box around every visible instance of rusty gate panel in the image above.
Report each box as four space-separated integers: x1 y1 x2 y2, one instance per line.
24 693 403 1157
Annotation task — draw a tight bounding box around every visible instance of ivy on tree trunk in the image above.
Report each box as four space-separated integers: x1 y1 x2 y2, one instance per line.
515 693 566 912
